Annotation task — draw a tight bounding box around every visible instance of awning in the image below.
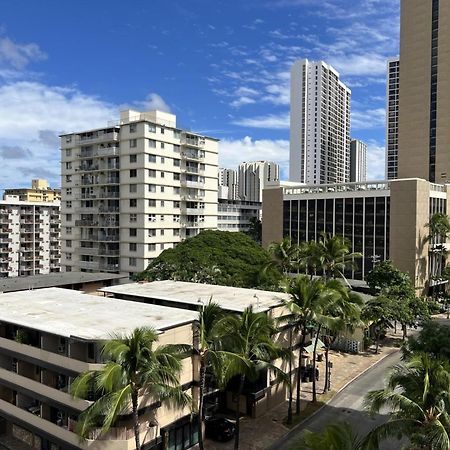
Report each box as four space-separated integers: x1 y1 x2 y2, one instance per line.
304 338 326 354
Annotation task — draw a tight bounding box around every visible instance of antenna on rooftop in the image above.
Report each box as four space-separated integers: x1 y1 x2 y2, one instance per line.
253 294 260 310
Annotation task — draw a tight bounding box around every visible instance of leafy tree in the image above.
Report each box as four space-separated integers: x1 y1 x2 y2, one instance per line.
364 354 450 449
218 307 289 450
297 421 364 450
362 295 393 353
366 260 410 295
298 240 324 278
136 230 281 289
71 327 190 450
246 217 262 244
405 321 450 361
426 213 450 288
267 237 300 276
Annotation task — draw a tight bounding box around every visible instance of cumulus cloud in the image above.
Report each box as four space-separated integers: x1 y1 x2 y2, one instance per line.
0 145 32 159
137 93 171 113
232 112 289 129
0 37 47 70
219 136 289 177
366 140 385 180
352 108 386 130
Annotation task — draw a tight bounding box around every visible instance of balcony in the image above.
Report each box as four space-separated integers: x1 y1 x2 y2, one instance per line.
99 205 119 213
75 219 98 227
99 263 120 272
182 151 205 161
181 134 205 148
75 207 98 214
99 191 120 198
76 131 119 144
78 260 100 271
75 247 98 256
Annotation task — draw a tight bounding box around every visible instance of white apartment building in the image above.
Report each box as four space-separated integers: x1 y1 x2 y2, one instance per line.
290 59 351 185
386 58 400 180
0 196 60 278
238 161 279 203
350 139 367 182
60 110 219 276
217 199 261 232
218 168 238 200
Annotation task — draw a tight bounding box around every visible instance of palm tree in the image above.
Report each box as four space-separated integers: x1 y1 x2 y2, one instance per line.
298 240 324 278
281 276 333 414
317 233 362 282
267 237 300 276
218 307 289 450
299 421 364 450
364 353 450 449
196 300 225 450
71 327 190 450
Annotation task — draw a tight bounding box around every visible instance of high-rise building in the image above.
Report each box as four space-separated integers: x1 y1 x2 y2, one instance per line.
60 109 219 276
238 161 279 203
386 58 400 180
350 139 367 182
218 168 238 200
290 59 351 184
398 0 450 182
0 195 60 278
4 179 61 203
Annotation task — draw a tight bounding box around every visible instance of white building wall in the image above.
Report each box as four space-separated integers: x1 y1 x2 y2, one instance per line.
350 139 367 182
238 161 279 203
219 168 238 200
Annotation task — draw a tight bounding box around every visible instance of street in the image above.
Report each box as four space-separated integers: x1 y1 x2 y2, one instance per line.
271 350 403 450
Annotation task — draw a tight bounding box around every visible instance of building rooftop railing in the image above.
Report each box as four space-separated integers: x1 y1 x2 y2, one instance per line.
284 180 391 196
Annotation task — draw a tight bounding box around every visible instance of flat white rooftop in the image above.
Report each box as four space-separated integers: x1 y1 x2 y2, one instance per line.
0 287 197 340
99 280 289 313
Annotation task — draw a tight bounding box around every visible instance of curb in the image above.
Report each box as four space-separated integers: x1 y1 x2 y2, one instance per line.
265 348 400 450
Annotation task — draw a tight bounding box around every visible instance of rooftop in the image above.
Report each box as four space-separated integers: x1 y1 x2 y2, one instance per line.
99 280 289 313
0 272 129 293
0 287 198 340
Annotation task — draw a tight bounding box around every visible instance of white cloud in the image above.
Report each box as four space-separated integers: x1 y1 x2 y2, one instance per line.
352 108 385 130
0 37 47 70
136 93 171 113
219 136 289 176
232 112 289 129
230 96 256 108
366 140 385 180
329 53 388 77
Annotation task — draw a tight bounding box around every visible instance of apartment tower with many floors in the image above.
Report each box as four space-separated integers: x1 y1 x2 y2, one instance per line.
350 139 367 182
290 59 351 184
386 58 400 180
60 110 219 276
398 0 450 182
238 161 279 203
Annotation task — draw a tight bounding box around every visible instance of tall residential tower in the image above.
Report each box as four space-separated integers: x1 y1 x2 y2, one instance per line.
290 59 351 184
398 0 450 182
238 161 279 203
350 139 367 182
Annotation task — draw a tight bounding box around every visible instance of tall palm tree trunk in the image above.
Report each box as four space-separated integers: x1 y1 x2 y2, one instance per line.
198 358 206 450
131 389 141 450
323 345 330 393
312 325 322 403
296 330 307 415
287 328 293 425
234 375 246 450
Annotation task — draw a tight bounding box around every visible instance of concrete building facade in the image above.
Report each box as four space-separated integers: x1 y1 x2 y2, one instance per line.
4 180 61 203
237 161 279 203
386 58 400 180
217 199 261 232
218 168 238 200
0 196 60 278
398 0 450 183
262 179 450 293
60 110 219 277
350 139 367 182
290 59 351 185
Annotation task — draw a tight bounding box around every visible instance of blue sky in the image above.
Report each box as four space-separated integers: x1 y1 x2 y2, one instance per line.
0 0 400 191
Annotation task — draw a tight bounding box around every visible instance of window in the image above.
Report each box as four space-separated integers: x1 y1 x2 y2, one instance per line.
65 162 72 170
66 214 72 221
174 130 181 139
161 142 165 149
130 169 137 178
66 240 72 248
174 228 180 236
174 201 180 208
65 149 72 157
129 123 137 133
130 139 137 148
148 123 156 133
130 184 137 193
173 187 180 194
160 230 165 236
65 175 72 183
160 200 165 207
148 139 156 148
130 213 137 222
173 145 180 153
129 257 137 266
161 127 165 134
149 169 156 178
148 214 156 222
129 243 137 251
160 215 165 221
148 229 156 237
161 157 165 163
130 154 137 163
174 173 180 181
129 199 137 207
148 184 156 193
173 159 180 167
161 172 165 178
66 253 72 260
148 154 156 163
66 201 72 208
148 243 156 251
66 188 72 196
129 228 137 237
160 243 164 250
148 199 156 207
173 215 180 222
66 227 72 234
161 186 165 193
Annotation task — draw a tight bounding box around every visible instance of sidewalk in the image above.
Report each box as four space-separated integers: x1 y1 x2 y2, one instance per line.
205 332 403 450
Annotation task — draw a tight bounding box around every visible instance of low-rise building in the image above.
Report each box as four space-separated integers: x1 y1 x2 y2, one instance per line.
217 199 261 233
262 178 450 293
0 196 60 278
0 287 198 450
4 179 61 203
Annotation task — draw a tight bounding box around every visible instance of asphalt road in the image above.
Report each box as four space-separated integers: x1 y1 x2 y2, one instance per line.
271 350 404 450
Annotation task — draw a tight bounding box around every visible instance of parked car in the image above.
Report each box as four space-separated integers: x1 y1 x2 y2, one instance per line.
205 416 236 442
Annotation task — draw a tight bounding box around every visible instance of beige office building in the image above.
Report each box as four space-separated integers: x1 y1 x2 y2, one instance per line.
60 110 219 276
4 180 61 203
0 196 60 278
398 0 450 182
0 287 198 450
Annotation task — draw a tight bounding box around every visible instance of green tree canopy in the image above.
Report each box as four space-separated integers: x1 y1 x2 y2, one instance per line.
135 230 282 289
405 321 450 361
366 260 412 295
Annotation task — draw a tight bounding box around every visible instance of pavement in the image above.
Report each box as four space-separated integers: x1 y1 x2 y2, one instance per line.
204 331 403 450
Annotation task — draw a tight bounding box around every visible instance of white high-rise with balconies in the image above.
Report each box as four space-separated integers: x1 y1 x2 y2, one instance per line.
219 168 238 200
60 109 219 276
290 59 351 184
350 139 367 182
238 161 279 203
